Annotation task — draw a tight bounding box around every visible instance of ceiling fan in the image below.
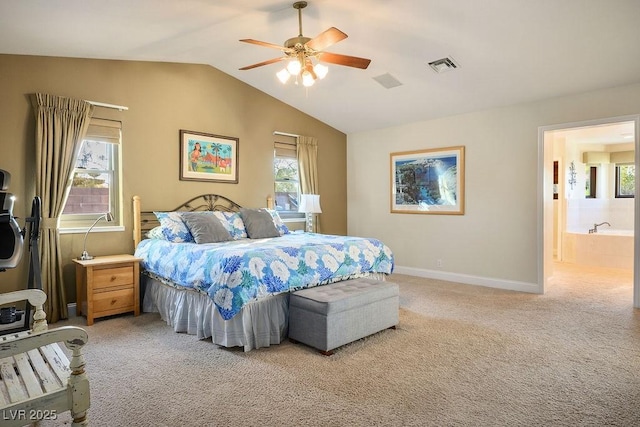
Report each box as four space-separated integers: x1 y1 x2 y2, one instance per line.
239 1 371 87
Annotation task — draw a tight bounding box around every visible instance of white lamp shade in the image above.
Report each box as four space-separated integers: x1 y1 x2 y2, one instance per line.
298 194 322 214
276 68 290 84
301 70 315 87
314 63 328 79
287 59 301 76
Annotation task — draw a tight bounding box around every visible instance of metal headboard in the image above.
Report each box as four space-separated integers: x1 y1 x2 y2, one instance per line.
133 194 243 247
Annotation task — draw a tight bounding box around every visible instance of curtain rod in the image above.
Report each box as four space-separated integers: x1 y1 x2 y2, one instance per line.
273 131 299 138
87 100 129 111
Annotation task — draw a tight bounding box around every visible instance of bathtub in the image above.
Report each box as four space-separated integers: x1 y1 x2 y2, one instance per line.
562 229 634 270
592 229 634 236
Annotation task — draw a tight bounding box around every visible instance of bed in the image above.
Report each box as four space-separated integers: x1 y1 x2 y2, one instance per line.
132 194 394 351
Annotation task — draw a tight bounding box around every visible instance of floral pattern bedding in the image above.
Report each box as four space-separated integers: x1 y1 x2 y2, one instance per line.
135 233 394 320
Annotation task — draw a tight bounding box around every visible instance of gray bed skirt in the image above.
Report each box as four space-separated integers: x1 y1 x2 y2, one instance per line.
141 273 387 352
142 275 289 352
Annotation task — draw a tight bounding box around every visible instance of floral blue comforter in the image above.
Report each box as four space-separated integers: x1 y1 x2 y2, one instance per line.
135 233 394 320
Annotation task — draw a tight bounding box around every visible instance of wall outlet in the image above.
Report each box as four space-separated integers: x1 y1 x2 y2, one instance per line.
436 259 443 268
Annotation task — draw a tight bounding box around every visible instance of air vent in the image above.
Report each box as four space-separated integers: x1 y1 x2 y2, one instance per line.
373 73 403 89
428 57 459 73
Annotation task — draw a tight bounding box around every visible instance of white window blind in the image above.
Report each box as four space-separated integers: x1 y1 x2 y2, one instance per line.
85 118 121 144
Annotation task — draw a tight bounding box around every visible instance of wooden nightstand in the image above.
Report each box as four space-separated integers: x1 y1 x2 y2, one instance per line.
73 254 142 326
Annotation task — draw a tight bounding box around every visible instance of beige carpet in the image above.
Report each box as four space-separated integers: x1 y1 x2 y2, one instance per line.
44 263 640 426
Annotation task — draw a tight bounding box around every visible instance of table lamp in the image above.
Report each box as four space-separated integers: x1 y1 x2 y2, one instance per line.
298 194 322 233
79 213 113 260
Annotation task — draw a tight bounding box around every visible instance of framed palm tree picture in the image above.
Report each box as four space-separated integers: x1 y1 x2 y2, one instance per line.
179 130 239 183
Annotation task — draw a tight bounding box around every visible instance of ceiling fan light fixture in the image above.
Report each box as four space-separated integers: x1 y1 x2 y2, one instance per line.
314 63 328 79
302 70 315 87
240 1 371 89
276 68 291 84
287 59 302 76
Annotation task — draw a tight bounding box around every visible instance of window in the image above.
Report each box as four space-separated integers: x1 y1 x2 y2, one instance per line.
585 166 597 198
274 157 300 212
615 163 635 198
60 119 122 231
273 135 305 223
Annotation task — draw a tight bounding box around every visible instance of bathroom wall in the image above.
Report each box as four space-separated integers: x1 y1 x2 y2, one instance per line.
566 198 634 232
564 142 635 232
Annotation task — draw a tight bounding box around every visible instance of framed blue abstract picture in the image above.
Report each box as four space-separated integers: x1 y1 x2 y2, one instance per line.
390 146 465 214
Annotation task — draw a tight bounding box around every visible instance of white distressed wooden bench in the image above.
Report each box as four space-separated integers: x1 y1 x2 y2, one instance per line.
0 289 89 426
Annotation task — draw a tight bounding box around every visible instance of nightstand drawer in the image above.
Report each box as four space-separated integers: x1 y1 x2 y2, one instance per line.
74 254 142 325
93 288 135 314
93 266 134 290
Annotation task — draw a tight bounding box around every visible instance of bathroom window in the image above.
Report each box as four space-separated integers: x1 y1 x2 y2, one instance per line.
615 163 635 198
585 166 596 198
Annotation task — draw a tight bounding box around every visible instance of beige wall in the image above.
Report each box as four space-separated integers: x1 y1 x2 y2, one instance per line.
0 54 346 300
347 82 640 288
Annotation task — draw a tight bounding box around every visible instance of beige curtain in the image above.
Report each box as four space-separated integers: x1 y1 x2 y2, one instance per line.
297 136 320 232
33 94 94 322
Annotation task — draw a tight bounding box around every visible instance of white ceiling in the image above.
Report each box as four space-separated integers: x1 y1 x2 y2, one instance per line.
551 121 636 146
1 0 640 135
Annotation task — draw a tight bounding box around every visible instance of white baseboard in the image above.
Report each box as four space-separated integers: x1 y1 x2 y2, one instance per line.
393 265 541 294
67 302 77 318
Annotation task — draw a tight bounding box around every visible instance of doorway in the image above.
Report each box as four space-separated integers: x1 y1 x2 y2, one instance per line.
538 115 640 307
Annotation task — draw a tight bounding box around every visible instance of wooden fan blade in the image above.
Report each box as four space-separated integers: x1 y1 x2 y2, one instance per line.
317 52 371 69
239 57 286 70
304 60 317 80
240 39 290 52
306 27 347 51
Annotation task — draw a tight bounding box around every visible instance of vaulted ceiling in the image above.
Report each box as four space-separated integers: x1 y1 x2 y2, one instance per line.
1 0 640 134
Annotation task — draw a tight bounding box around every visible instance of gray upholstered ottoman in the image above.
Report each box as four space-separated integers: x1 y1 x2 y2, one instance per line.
289 278 399 355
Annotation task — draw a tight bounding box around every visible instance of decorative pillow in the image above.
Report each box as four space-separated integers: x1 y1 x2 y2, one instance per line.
153 212 194 243
146 226 166 240
266 209 290 236
240 208 280 239
181 212 232 244
213 211 248 240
